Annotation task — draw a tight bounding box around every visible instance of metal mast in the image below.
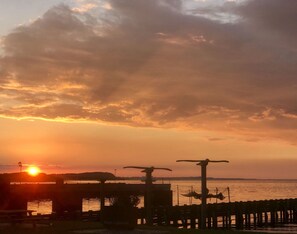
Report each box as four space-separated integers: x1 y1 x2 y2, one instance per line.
176 159 229 229
123 166 172 225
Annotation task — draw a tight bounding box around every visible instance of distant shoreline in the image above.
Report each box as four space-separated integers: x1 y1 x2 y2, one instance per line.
1 171 295 182
116 177 297 181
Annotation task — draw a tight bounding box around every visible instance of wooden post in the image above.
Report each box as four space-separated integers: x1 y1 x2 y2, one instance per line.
289 209 293 223
264 211 268 226
173 207 178 227
212 205 218 229
235 202 244 229
177 185 180 206
200 160 207 229
271 210 276 226
228 210 232 228
145 170 153 225
190 206 196 229
207 216 212 229
99 180 106 222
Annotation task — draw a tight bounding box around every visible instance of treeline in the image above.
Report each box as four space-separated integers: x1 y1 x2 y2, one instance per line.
0 171 115 182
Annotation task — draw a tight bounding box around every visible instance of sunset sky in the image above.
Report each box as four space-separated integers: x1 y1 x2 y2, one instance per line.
0 0 296 179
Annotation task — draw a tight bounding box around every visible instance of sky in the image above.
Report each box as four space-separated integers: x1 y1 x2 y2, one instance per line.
0 0 296 179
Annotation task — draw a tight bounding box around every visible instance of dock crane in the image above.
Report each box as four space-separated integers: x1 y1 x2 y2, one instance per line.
123 166 172 184
176 159 229 229
123 166 172 225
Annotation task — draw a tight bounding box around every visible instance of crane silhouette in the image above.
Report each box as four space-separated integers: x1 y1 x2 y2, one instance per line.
176 159 229 229
123 166 172 185
123 166 172 225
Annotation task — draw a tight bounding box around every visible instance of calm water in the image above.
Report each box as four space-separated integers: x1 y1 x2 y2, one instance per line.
172 179 297 205
27 179 297 214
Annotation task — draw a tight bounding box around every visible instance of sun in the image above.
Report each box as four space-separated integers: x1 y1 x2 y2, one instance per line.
27 166 40 176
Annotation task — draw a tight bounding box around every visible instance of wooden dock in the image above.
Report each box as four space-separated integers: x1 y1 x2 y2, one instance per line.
144 198 297 229
1 181 297 230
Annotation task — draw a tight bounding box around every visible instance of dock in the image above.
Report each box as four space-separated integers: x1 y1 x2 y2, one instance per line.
148 198 297 229
0 181 172 215
1 180 297 229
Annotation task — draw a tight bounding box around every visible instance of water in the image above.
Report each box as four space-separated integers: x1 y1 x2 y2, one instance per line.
171 179 297 205
27 179 297 214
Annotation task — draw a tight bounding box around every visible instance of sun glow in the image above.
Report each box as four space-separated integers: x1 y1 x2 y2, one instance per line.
27 166 40 176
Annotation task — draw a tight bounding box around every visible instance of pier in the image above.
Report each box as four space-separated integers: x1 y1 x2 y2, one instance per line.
0 181 172 216
148 198 297 229
1 180 297 230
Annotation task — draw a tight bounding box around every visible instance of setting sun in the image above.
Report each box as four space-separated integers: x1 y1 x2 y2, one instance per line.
27 166 40 176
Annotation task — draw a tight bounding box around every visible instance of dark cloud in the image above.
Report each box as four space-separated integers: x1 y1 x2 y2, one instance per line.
0 0 296 143
238 0 297 38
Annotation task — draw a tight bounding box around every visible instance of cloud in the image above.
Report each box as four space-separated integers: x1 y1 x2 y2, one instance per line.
72 3 98 13
0 0 296 144
237 0 297 40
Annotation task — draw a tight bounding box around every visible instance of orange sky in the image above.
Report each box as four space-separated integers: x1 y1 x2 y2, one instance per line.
0 0 296 179
0 117 296 179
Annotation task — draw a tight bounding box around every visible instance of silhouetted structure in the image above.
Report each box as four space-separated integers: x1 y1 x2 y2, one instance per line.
1 171 297 230
176 159 229 229
0 178 10 210
123 166 172 225
146 199 297 229
0 172 171 218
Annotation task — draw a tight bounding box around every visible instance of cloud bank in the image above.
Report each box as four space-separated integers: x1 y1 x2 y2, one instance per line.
0 0 296 143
